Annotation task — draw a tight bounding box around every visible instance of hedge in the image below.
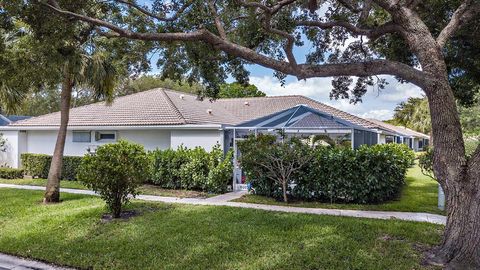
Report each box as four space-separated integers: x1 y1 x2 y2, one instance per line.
20 153 83 180
0 167 24 179
149 145 233 193
238 135 415 204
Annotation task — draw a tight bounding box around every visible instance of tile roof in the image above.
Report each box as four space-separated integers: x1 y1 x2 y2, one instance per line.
9 88 382 130
215 95 378 128
367 118 430 138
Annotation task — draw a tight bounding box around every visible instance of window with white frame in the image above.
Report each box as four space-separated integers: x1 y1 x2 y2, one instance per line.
72 131 91 143
95 131 117 142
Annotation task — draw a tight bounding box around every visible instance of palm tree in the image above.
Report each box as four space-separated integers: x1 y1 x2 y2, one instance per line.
44 53 116 203
410 98 431 134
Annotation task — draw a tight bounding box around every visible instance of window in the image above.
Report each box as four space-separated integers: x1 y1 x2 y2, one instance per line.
95 131 116 142
73 131 91 143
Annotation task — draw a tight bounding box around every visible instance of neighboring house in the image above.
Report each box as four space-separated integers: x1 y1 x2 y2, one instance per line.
367 118 430 151
0 88 428 170
0 114 31 126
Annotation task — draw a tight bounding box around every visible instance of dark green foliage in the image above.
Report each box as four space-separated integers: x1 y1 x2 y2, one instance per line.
418 147 435 179
0 167 24 179
20 153 82 180
77 140 149 218
149 147 188 189
239 135 415 204
218 83 266 98
295 144 415 204
149 145 233 193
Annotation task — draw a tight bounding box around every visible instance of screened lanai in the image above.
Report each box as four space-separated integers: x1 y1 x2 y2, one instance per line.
224 105 379 190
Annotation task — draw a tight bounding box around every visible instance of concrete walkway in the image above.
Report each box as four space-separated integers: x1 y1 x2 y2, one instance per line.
0 253 73 270
0 183 446 225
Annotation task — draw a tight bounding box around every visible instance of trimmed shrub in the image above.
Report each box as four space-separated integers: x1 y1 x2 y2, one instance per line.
0 167 24 179
21 154 50 179
239 135 415 204
149 147 189 189
20 153 82 180
77 140 149 218
149 144 233 193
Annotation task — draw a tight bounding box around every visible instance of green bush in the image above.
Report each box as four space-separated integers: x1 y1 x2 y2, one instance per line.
77 140 149 218
20 153 82 180
149 144 233 193
239 135 415 204
0 167 24 179
149 147 189 188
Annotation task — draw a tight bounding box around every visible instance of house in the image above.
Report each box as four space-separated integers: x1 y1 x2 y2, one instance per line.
0 88 429 170
366 118 430 151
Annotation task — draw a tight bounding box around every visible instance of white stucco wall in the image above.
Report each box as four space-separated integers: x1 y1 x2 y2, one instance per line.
378 134 386 144
170 129 223 151
0 128 222 168
27 129 172 156
118 130 170 151
0 130 24 168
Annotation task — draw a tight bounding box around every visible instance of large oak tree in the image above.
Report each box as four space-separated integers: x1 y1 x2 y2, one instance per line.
13 0 480 268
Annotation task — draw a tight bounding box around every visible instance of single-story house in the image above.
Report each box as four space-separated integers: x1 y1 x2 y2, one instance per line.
0 88 429 171
366 118 430 151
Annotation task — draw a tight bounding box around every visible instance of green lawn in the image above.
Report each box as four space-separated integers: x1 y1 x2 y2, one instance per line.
0 188 442 270
0 178 211 198
234 164 444 215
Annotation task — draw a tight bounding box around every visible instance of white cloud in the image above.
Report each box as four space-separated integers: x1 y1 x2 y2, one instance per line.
378 77 424 102
359 109 393 120
250 76 332 98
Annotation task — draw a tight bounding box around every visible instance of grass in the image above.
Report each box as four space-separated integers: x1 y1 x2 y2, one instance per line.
0 178 211 198
233 164 444 215
0 188 443 270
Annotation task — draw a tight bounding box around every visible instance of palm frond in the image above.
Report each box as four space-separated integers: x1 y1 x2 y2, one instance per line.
75 53 117 105
0 82 27 114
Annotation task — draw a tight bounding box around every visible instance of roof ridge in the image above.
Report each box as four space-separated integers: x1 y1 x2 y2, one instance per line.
217 94 305 101
160 89 187 124
162 88 198 97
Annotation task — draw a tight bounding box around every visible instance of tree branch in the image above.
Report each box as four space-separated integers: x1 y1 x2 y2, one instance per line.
45 1 428 87
436 0 480 47
337 0 363 12
113 0 192 22
208 0 227 39
44 1 204 42
296 20 401 41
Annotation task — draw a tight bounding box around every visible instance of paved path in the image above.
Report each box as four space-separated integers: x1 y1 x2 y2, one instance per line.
0 253 73 270
0 183 446 225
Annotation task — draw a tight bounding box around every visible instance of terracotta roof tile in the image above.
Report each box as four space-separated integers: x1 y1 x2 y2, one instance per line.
10 88 387 130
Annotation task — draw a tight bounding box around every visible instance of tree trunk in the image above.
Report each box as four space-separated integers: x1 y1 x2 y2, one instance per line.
282 180 288 203
43 67 73 203
423 80 480 270
389 7 480 268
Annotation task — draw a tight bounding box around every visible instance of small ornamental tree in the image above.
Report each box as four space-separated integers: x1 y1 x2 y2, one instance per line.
238 135 313 202
77 140 149 218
